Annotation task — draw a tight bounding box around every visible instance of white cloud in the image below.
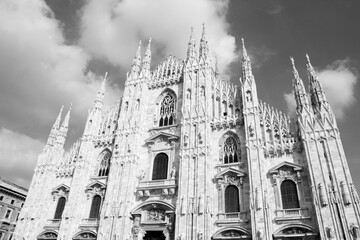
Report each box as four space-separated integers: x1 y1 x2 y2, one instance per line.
284 58 358 120
79 0 237 76
0 128 44 188
317 58 357 120
0 0 120 140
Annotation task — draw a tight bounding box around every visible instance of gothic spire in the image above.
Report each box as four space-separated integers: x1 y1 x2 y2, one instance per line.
131 41 142 74
199 23 209 59
46 105 63 146
141 38 152 72
241 38 253 82
290 57 310 112
56 104 72 146
94 72 107 109
306 54 328 109
214 56 220 77
187 27 197 60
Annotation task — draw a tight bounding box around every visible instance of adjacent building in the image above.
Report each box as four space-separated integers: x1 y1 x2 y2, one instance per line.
0 178 27 240
14 26 360 240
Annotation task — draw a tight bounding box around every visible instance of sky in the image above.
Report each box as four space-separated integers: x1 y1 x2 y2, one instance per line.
0 0 359 189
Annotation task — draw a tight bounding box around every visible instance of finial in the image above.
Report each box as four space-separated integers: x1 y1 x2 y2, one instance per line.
190 27 194 38
305 53 311 65
214 55 220 77
241 38 248 59
201 23 206 38
53 105 64 129
290 56 300 80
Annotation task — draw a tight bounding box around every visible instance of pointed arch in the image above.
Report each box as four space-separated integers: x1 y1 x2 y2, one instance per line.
98 149 112 177
219 131 241 164
156 88 177 127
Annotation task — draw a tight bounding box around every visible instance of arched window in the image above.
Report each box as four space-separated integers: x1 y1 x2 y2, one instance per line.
89 195 101 219
281 180 300 209
223 137 238 164
54 197 66 219
225 185 240 213
98 150 111 177
152 153 169 180
159 94 176 127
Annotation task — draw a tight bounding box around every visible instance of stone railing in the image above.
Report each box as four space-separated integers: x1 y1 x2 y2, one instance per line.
275 208 310 221
137 179 176 197
216 211 249 224
79 218 99 228
44 219 61 229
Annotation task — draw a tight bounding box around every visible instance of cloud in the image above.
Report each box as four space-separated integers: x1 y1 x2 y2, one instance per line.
0 0 120 141
247 45 277 69
284 58 358 120
79 0 237 76
317 58 357 120
0 128 44 188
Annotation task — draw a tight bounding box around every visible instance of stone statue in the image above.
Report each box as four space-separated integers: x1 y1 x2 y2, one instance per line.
170 166 176 179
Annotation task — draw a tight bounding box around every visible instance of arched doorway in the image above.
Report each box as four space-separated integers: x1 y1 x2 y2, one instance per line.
144 231 166 240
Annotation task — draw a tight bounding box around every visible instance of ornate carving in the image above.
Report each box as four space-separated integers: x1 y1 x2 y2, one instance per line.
170 166 176 179
340 181 351 205
326 227 335 239
318 183 328 206
222 230 244 237
351 223 360 238
146 209 165 221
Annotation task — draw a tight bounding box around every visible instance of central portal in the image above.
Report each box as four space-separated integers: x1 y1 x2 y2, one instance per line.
143 231 165 240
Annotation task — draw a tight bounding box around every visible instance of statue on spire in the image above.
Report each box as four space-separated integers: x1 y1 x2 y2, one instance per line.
187 27 197 60
94 72 107 110
199 23 209 58
141 38 152 72
131 41 142 74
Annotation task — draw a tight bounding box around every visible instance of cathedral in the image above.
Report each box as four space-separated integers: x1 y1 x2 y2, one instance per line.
14 25 360 240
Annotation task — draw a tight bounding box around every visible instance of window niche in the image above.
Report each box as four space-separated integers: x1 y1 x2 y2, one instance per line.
51 184 70 220
268 161 307 218
214 168 247 223
96 149 112 177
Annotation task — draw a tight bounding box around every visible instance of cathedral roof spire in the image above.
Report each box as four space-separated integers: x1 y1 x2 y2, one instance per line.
94 72 107 109
214 56 220 77
56 103 72 147
141 38 152 72
46 105 63 147
290 57 310 112
131 41 142 74
187 27 197 60
306 54 328 109
241 38 253 83
199 23 209 59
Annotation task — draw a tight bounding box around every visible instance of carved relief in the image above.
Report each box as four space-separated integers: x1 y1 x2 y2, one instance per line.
146 209 165 221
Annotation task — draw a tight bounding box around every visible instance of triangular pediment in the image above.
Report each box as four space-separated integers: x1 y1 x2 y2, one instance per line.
215 167 246 179
85 180 107 191
145 132 179 144
52 183 70 194
269 161 302 174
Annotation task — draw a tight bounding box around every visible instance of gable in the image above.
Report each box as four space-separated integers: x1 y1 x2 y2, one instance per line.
269 161 303 174
145 132 179 144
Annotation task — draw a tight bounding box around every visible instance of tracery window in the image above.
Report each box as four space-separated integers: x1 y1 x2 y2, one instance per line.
54 197 66 219
281 180 300 209
159 94 176 127
225 185 240 213
223 137 238 164
89 195 101 219
152 153 169 180
98 150 111 177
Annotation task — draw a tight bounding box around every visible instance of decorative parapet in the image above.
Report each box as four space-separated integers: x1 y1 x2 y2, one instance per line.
216 211 250 225
43 219 61 230
79 218 99 229
136 179 176 198
274 208 311 222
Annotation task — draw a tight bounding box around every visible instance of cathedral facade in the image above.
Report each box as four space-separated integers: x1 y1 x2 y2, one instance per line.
14 26 360 240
